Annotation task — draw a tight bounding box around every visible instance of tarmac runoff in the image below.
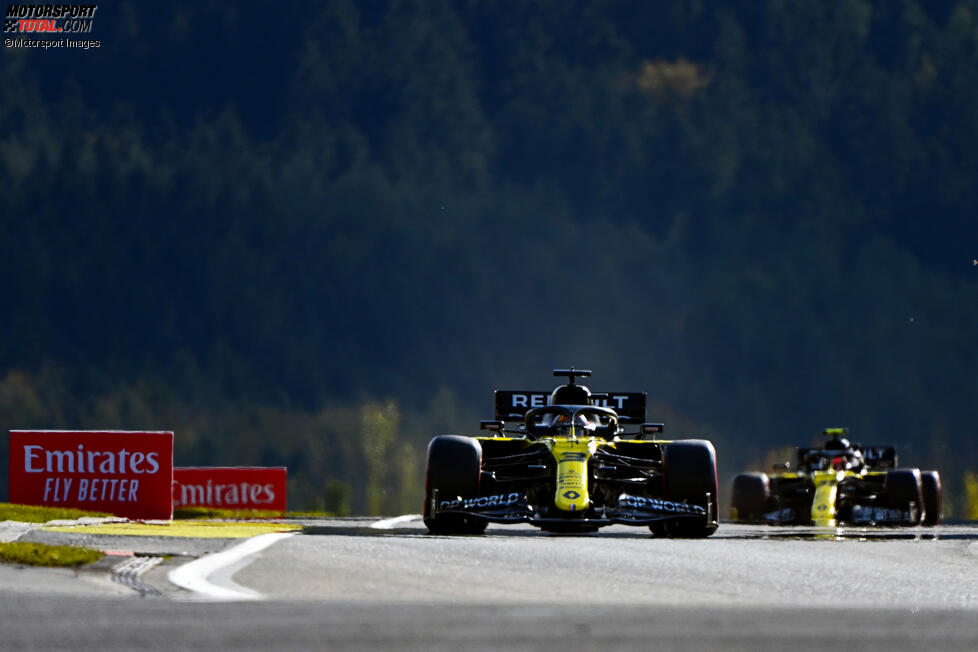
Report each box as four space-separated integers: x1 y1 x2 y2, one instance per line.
3 518 302 600
41 520 303 600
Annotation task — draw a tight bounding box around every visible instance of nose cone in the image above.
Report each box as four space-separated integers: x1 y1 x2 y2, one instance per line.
554 458 589 511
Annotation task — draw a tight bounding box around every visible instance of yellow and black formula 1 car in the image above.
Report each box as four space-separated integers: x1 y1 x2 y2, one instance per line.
730 428 942 527
422 369 718 537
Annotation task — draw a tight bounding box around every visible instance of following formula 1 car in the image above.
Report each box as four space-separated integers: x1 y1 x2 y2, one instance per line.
730 428 942 527
422 369 719 537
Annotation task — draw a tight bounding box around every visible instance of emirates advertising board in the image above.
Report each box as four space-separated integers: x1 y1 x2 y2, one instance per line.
9 430 174 520
173 467 287 512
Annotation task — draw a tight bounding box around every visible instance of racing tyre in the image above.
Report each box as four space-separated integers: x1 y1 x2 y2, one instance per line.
731 472 770 523
920 470 942 526
659 440 719 538
885 468 923 525
423 435 488 535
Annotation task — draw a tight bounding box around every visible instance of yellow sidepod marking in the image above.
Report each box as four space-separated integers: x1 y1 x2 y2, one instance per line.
548 434 597 512
811 470 842 527
43 521 302 539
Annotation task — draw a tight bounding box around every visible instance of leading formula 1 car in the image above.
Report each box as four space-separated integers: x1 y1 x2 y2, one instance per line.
423 369 719 537
730 428 942 527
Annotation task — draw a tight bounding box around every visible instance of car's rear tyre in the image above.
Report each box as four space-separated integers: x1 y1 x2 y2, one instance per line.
920 470 942 526
885 468 923 525
658 440 719 538
731 472 770 523
423 435 488 535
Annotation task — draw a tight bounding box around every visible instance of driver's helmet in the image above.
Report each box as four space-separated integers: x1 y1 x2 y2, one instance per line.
822 436 864 471
824 436 851 451
549 383 591 406
551 413 596 435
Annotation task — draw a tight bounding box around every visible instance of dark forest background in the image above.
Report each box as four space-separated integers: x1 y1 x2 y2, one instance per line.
3 0 977 516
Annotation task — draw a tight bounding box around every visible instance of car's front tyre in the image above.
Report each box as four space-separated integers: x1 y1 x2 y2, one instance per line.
658 440 719 538
423 435 488 535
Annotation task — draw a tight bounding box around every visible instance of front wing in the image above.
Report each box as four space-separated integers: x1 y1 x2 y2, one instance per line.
759 505 917 526
428 489 713 529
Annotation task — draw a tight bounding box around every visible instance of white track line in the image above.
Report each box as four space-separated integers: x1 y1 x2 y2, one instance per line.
370 514 422 529
168 532 295 601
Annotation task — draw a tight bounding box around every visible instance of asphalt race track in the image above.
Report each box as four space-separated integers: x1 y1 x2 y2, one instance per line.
2 519 977 651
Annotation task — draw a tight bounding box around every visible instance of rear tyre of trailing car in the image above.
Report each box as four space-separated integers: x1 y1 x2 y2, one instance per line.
920 470 942 526
657 440 719 538
885 468 923 525
423 435 489 535
731 472 770 523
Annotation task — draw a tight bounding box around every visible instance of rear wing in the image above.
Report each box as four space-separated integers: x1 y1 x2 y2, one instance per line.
796 447 821 468
795 445 898 469
494 390 647 424
860 445 898 469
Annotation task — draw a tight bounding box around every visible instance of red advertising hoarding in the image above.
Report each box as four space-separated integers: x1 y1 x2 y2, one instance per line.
9 430 174 520
173 467 287 512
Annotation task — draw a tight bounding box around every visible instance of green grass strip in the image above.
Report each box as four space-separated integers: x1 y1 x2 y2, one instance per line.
0 541 103 567
173 506 286 520
1 502 330 523
0 503 112 523
173 507 330 519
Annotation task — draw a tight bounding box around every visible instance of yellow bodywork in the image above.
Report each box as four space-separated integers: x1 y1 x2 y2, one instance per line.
544 429 598 512
766 468 890 526
811 469 843 527
477 431 675 514
43 520 301 539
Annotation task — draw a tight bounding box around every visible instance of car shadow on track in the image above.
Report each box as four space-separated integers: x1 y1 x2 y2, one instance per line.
299 520 718 540
719 522 978 542
299 523 664 539
299 519 978 542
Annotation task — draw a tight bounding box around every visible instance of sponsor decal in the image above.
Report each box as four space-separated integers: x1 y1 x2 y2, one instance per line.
562 490 581 500
557 467 585 490
850 505 914 524
173 467 287 512
590 395 631 410
9 430 173 520
509 393 548 408
507 393 633 409
495 390 646 421
618 494 706 515
439 492 523 511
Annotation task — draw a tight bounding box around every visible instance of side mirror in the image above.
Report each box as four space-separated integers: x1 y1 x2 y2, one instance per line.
772 462 790 471
640 422 664 437
480 420 504 433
